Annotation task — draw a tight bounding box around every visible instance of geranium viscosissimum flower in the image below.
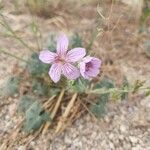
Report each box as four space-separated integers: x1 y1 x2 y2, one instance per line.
39 34 86 83
79 56 101 79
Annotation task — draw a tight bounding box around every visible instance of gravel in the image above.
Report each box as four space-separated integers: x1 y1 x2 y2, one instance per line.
46 97 150 150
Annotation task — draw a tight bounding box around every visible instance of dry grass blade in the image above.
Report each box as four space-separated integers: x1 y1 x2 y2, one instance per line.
43 95 56 109
80 99 97 120
60 104 86 134
1 118 25 150
24 125 44 148
42 89 65 134
55 93 78 134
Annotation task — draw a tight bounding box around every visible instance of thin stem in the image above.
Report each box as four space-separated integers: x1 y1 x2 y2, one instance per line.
55 93 78 134
87 30 98 52
0 48 29 63
87 87 150 95
42 89 65 135
0 13 35 52
29 10 43 51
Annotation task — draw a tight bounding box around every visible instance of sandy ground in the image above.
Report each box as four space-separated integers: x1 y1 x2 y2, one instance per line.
0 1 150 150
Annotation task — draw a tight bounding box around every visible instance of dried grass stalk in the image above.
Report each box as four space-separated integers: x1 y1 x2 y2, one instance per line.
55 93 78 134
42 89 65 134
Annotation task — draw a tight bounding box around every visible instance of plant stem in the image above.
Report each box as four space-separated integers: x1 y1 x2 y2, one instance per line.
55 93 78 134
87 87 150 95
86 30 98 52
0 48 28 63
42 89 65 134
0 13 36 52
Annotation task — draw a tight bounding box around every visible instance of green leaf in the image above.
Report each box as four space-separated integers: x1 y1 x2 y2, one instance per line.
18 95 50 132
94 77 115 89
0 76 20 97
27 53 49 77
23 100 50 133
91 94 108 118
32 79 60 97
91 77 115 118
18 95 35 113
68 78 89 93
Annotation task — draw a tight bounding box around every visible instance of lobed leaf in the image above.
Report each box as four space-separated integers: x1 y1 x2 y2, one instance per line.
91 77 115 118
0 76 20 97
18 95 50 132
68 78 89 93
27 53 49 78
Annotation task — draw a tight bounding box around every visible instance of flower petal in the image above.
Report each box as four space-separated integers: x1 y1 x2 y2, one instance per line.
82 56 93 63
57 34 69 55
62 63 80 80
86 68 100 77
39 50 57 64
91 58 102 68
66 48 86 62
79 62 86 77
49 63 62 83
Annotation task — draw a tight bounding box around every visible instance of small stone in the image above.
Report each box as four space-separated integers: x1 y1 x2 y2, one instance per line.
109 133 114 140
30 141 36 146
132 145 142 150
119 135 124 140
129 136 138 144
140 96 150 108
120 125 126 133
17 146 26 150
109 141 115 149
104 116 110 123
64 136 72 144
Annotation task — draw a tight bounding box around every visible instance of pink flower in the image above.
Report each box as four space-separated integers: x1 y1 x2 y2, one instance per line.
39 34 86 83
79 56 101 79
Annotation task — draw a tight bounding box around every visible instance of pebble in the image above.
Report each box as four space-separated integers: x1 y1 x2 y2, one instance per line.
17 146 26 150
129 136 138 144
120 125 127 133
109 141 115 149
140 96 150 108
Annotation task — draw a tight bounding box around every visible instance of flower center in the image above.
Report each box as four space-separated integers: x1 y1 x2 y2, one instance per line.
55 55 66 64
85 62 93 71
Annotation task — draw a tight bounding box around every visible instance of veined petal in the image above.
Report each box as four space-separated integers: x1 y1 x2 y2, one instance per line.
91 58 102 68
62 63 80 80
66 48 86 62
57 34 69 55
39 50 57 64
49 63 62 83
86 68 100 77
